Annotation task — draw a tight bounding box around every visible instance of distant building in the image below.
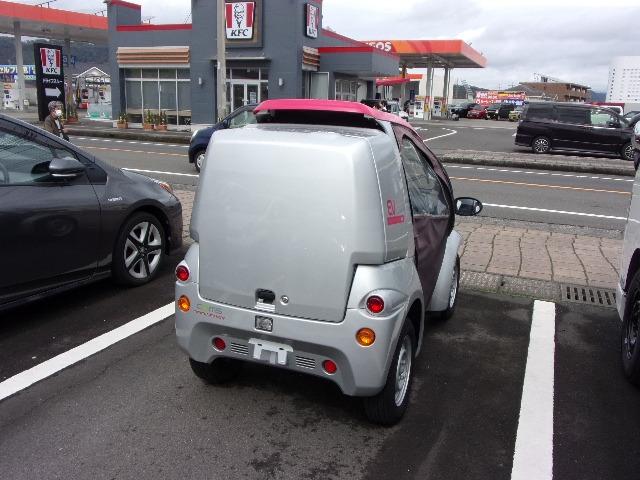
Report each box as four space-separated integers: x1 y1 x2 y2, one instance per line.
607 56 640 104
519 81 590 102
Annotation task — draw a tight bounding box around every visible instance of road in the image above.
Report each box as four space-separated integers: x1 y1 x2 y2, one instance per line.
70 135 632 231
1 253 638 479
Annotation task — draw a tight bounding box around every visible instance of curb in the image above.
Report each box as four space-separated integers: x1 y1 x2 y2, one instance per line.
439 150 635 177
65 127 191 144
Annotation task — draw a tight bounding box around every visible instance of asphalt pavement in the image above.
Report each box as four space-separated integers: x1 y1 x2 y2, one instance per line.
1 277 638 479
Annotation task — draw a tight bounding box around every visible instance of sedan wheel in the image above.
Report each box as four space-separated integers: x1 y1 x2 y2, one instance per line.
622 271 640 386
113 212 165 286
195 151 205 173
532 136 551 154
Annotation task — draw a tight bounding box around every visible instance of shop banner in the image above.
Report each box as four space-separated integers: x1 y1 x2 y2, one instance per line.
33 43 65 121
306 3 318 38
475 90 526 107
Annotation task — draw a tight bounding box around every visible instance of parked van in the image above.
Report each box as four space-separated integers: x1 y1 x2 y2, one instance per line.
175 100 482 425
515 102 634 160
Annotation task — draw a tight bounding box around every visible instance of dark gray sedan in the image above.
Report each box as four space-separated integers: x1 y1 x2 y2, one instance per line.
0 114 182 312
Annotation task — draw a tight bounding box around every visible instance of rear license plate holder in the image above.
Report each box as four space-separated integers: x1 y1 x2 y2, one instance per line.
249 338 293 366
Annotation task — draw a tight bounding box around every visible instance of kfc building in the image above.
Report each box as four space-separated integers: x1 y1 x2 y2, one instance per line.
106 0 400 129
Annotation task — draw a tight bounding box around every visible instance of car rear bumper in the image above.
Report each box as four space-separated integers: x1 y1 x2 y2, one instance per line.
175 277 406 397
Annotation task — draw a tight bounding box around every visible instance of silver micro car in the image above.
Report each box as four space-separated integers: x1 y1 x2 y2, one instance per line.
175 100 482 425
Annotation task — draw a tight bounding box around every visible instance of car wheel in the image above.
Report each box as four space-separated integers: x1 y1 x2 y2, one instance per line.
622 142 634 161
112 212 165 286
363 321 415 426
189 358 242 384
532 136 551 154
194 149 206 173
438 256 460 320
622 271 640 386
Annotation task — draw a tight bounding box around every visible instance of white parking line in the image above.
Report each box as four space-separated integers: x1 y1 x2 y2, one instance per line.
123 167 199 178
447 165 633 182
511 300 555 480
424 128 457 142
0 302 174 402
484 202 627 221
70 136 189 148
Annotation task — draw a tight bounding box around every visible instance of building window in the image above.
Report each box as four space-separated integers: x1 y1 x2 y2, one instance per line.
123 68 191 126
335 79 358 101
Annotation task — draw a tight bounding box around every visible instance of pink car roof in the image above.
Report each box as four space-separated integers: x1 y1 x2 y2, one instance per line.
254 99 413 129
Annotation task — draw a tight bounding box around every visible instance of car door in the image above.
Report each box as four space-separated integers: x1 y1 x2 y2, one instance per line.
394 129 454 302
587 108 626 154
0 121 101 305
553 106 591 150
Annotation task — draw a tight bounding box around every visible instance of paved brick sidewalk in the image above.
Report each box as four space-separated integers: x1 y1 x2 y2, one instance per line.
173 189 622 290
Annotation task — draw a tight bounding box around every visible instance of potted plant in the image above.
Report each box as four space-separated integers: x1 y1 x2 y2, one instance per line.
117 113 128 129
143 109 154 130
156 110 168 131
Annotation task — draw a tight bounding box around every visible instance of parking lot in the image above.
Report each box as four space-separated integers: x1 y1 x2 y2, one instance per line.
1 247 638 479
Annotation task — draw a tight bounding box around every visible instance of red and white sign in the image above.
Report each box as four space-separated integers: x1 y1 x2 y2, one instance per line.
39 48 61 76
306 3 318 38
225 2 255 40
475 90 526 107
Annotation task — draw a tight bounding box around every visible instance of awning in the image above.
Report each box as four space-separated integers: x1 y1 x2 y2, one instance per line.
318 45 399 78
117 46 190 65
362 40 487 69
376 74 422 86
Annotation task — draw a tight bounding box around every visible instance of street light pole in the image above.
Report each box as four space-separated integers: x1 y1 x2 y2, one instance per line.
216 0 227 121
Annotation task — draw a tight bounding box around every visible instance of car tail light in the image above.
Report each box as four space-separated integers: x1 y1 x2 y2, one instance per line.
356 328 376 347
213 337 226 351
366 295 385 314
322 359 337 374
175 265 190 282
177 295 190 312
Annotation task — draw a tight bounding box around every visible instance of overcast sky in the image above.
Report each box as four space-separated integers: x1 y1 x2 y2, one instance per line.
44 0 640 91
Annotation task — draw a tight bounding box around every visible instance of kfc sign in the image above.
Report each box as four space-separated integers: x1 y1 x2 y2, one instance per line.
306 3 318 38
39 48 61 75
225 2 255 39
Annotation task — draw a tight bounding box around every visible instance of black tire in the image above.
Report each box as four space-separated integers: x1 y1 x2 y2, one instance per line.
621 142 634 162
621 270 640 386
363 321 416 426
532 136 551 154
112 212 166 286
438 256 460 321
189 357 242 384
194 149 206 173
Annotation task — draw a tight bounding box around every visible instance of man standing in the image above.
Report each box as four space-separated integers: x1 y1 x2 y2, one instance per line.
43 101 69 141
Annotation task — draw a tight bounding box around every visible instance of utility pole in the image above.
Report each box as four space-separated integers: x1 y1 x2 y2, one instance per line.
216 0 227 121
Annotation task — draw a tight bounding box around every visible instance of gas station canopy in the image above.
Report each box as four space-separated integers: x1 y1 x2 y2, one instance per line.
0 0 107 42
362 40 487 69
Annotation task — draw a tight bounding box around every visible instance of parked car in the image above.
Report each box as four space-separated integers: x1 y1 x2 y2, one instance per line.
386 100 410 120
0 113 183 312
466 105 487 119
617 119 640 385
450 102 480 118
515 102 634 160
486 102 516 120
508 105 525 122
188 104 256 172
175 99 482 425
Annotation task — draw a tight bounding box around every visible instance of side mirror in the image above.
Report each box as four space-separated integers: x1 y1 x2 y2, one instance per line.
49 157 86 178
221 119 230 129
455 197 483 216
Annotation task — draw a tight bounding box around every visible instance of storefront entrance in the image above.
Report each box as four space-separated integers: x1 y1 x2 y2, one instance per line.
229 81 261 109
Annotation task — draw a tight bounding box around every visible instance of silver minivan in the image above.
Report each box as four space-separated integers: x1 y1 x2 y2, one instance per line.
175 100 482 424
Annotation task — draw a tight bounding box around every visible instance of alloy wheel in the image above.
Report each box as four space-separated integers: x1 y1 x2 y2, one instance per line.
394 336 413 406
123 221 163 279
449 264 459 309
625 295 640 360
533 137 550 153
623 143 634 161
196 152 205 171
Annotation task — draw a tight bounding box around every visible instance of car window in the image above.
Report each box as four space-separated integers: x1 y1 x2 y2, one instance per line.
400 138 449 217
590 109 617 127
229 110 256 128
0 128 75 185
525 104 554 120
556 107 590 125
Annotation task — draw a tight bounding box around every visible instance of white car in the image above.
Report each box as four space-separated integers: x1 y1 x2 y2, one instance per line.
616 119 640 384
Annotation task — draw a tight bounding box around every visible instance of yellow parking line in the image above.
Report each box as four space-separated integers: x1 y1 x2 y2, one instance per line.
450 176 631 196
83 145 188 157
